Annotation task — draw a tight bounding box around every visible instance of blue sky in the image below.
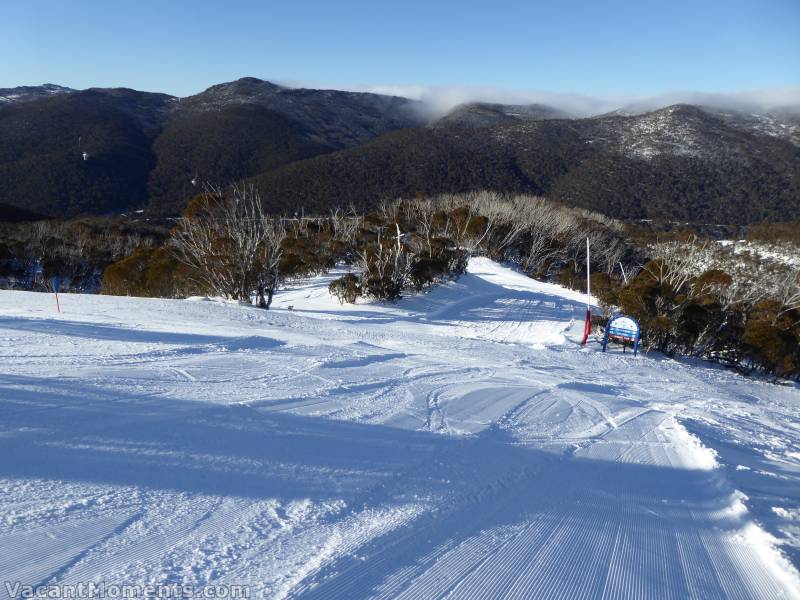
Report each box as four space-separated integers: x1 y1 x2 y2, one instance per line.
2 0 798 100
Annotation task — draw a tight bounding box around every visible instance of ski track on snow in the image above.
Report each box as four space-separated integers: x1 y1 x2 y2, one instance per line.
1 257 799 599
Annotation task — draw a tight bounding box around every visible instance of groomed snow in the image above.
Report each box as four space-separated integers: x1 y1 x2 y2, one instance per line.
1 257 799 599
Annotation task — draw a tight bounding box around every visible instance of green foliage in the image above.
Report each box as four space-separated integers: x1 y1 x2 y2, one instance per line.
741 301 800 379
557 262 585 292
101 247 196 298
597 258 800 379
589 273 618 307
280 231 336 279
409 248 468 292
144 247 196 298
362 274 404 301
101 248 154 296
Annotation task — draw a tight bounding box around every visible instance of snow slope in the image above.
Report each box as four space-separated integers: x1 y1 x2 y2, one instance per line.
1 257 799 599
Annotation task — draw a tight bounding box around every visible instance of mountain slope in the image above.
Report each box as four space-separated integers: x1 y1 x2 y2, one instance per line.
710 105 800 147
145 78 425 215
1 80 798 223
0 83 75 104
178 77 425 149
0 78 425 218
1 258 798 597
147 104 334 216
248 105 800 223
0 89 170 216
435 101 570 128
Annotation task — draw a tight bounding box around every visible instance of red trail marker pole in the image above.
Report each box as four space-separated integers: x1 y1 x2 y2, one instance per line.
50 276 61 313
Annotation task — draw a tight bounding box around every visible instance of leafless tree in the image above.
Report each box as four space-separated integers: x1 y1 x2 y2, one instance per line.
329 207 361 245
646 236 710 291
170 185 286 307
355 225 411 300
407 198 436 257
775 269 800 318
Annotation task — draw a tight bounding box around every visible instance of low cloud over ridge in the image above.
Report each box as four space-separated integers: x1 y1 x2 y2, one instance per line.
278 79 800 118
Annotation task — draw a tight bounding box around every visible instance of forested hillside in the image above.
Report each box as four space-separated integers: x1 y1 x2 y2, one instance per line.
250 106 800 223
0 80 798 224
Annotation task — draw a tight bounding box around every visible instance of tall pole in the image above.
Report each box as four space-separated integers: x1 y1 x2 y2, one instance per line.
581 237 591 347
586 237 591 302
51 276 61 314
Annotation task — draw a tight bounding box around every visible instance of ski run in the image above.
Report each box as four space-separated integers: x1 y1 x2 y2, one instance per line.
1 257 799 599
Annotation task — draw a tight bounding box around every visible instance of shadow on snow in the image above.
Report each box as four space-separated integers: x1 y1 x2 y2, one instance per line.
0 371 777 599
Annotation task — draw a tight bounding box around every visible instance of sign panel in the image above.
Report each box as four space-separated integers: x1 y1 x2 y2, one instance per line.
607 316 638 341
602 314 641 355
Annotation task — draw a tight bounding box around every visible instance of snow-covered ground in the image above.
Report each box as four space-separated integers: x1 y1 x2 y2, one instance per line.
1 257 799 599
716 239 800 268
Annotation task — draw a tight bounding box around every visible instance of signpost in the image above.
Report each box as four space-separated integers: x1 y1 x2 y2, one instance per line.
50 276 61 313
602 314 641 355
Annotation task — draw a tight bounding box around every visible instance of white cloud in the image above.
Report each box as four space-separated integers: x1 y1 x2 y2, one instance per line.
273 78 800 119
344 84 621 117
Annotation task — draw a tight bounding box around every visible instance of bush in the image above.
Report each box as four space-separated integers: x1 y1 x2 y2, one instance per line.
363 274 404 301
409 245 468 291
605 248 799 379
557 262 584 292
102 246 201 298
144 247 198 297
281 234 335 278
741 301 800 378
329 273 361 304
101 248 155 296
743 319 798 377
590 272 620 311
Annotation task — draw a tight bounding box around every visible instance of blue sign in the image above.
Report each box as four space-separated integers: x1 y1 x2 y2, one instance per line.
50 276 60 293
602 314 641 355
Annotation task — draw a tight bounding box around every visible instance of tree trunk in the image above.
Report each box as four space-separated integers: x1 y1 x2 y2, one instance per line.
264 267 279 309
256 284 268 309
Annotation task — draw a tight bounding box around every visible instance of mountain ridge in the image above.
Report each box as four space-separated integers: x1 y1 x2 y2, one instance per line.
245 103 800 224
0 79 798 223
434 102 571 128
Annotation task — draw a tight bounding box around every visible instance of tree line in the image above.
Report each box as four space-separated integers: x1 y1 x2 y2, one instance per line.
3 186 797 380
589 236 800 380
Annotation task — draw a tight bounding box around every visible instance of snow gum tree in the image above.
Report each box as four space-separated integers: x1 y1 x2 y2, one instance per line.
170 185 286 307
